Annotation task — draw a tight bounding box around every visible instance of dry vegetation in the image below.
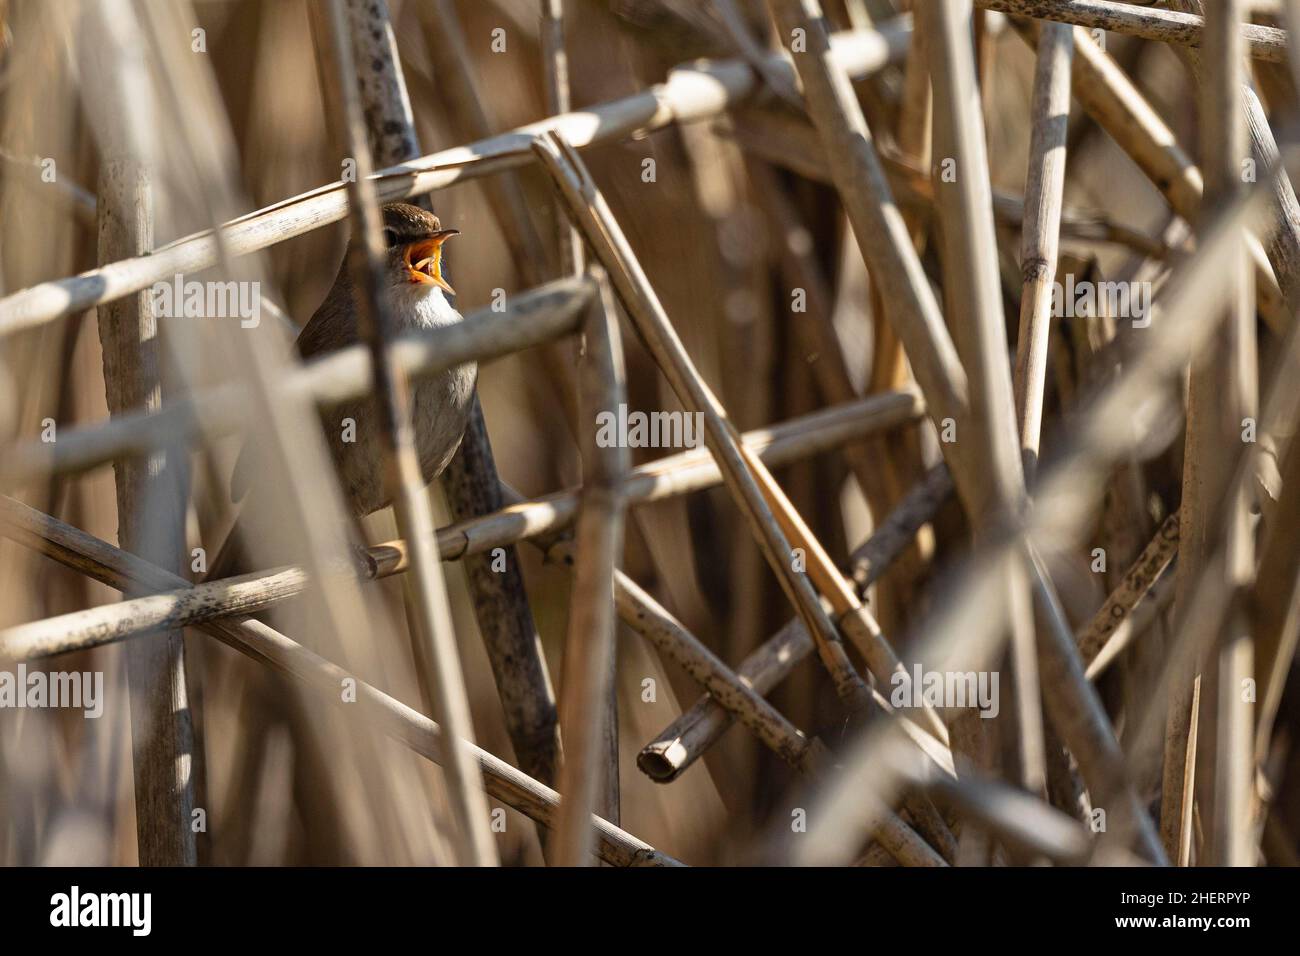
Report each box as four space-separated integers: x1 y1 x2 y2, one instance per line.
0 0 1297 868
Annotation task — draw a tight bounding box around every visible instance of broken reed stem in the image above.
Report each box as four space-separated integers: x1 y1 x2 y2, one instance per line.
553 275 628 865
1015 20 1073 481
314 0 496 866
529 130 872 712
641 465 954 784
975 0 1287 62
533 529 945 858
524 481 955 871
0 495 677 868
0 25 907 337
95 152 197 867
608 570 827 777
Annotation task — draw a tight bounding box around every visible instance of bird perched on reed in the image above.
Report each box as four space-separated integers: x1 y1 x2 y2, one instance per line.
207 202 471 583
231 201 473 518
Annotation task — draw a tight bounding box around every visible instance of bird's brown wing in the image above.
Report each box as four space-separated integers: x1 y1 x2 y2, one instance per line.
294 270 360 359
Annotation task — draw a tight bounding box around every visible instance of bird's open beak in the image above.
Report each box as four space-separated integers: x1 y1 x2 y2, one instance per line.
403 228 459 295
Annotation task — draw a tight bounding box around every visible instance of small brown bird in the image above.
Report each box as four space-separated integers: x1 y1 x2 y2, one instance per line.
231 202 475 518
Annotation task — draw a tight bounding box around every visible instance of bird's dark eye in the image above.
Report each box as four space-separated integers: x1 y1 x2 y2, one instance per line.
382 227 398 247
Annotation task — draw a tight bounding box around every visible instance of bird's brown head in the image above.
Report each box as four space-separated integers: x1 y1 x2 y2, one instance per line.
381 202 459 296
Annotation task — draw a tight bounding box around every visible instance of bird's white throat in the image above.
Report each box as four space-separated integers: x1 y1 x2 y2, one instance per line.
387 280 462 330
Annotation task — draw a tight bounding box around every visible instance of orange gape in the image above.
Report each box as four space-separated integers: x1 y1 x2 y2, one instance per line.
402 230 458 295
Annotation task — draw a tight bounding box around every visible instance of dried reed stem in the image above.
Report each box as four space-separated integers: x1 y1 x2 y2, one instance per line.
95 152 197 867
0 565 307 660
1166 0 1300 324
5 278 594 489
539 0 584 277
361 0 566 797
796 174 1274 866
374 391 923 568
530 130 872 711
1075 513 1179 668
1011 21 1290 332
552 274 628 865
10 391 922 666
1192 0 1256 868
1014 20 1073 480
641 465 953 783
767 0 970 448
0 496 677 867
0 25 907 336
921 1 1048 807
726 108 1170 258
977 0 1287 62
894 749 1091 865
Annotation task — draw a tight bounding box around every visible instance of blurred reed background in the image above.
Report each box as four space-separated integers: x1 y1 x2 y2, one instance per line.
0 0 1297 867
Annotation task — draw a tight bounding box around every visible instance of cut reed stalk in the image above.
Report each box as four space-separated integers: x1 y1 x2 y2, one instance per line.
640 465 954 784
539 536 828 778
